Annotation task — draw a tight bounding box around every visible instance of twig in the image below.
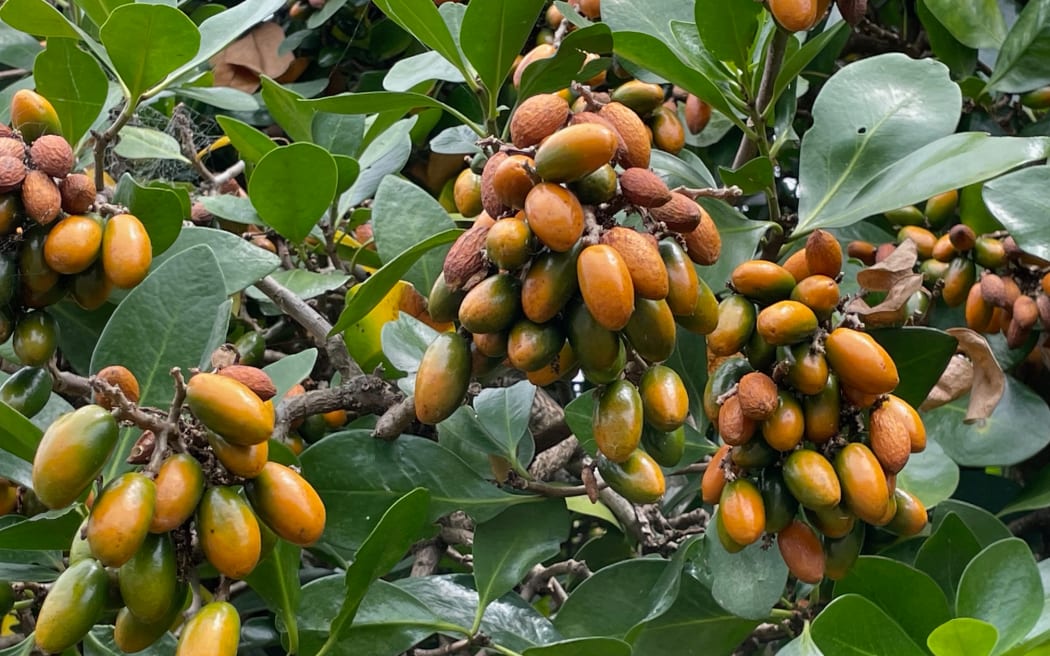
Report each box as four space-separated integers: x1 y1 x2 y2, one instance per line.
48 364 92 398
372 395 416 441
411 538 444 577
210 160 245 189
519 559 591 601
530 388 572 452
414 638 472 656
278 375 401 427
597 486 644 543
732 28 791 169
253 275 361 380
516 479 606 498
528 436 580 479
147 368 187 473
89 378 169 434
674 185 745 203
92 99 137 191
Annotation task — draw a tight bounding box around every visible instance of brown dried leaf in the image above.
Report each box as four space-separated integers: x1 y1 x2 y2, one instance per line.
856 239 918 291
946 327 1006 422
845 273 924 327
920 354 974 412
210 22 295 93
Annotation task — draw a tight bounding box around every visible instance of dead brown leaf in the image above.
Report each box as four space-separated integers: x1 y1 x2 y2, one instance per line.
856 239 918 291
844 273 924 327
920 353 974 412
210 22 295 93
946 327 1006 422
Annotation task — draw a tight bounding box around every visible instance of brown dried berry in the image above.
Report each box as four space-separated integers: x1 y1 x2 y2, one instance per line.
217 365 277 401
59 173 96 215
805 229 843 277
650 192 700 233
0 156 26 193
29 135 74 178
737 372 779 421
980 272 1007 308
0 137 24 160
480 152 510 218
94 365 141 410
718 394 757 446
869 403 910 474
619 168 671 207
510 94 570 148
1037 294 1050 329
1013 295 1038 331
21 169 61 225
682 206 722 265
443 213 496 291
599 226 668 300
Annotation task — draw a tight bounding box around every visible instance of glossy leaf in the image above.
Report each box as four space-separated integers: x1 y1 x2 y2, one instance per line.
694 0 761 68
216 115 277 166
264 349 318 401
379 313 440 376
461 0 545 96
555 559 668 638
518 24 613 99
694 514 789 620
33 38 107 145
300 430 535 557
0 0 79 39
151 226 280 296
91 245 227 477
697 198 775 291
914 513 985 604
371 176 457 294
779 624 825 656
834 556 951 648
928 618 998 656
897 436 960 509
773 22 849 108
811 594 927 656
999 464 1050 516
244 540 302 655
916 0 978 77
664 326 708 426
474 499 569 619
983 165 1050 262
397 574 561 652
248 143 338 242
312 113 366 158
986 0 1050 92
325 489 431 649
0 507 81 549
523 637 632 656
0 20 43 69
471 381 536 473
259 76 316 144
925 376 1050 467
932 501 1013 548
439 407 509 478
719 157 775 196
112 174 184 256
957 538 1043 653
922 0 1006 48
330 229 462 334
1008 560 1050 655
0 402 41 463
372 0 464 78
85 627 176 655
99 4 200 99
652 148 717 189
869 327 956 409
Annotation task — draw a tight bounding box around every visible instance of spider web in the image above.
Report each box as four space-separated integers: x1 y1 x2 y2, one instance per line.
104 102 223 184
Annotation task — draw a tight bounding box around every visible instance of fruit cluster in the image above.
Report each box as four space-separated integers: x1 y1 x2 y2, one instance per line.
857 188 1049 350
700 230 928 583
25 363 326 654
0 89 153 366
418 90 724 504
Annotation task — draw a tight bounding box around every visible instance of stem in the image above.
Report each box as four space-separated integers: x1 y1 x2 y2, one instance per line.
92 96 137 191
731 27 791 169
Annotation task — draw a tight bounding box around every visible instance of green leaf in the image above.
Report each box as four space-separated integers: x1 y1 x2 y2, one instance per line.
0 507 82 549
164 0 286 91
693 0 761 69
524 638 632 656
372 0 464 78
692 515 788 620
0 637 32 656
216 115 277 167
984 165 1050 262
933 501 1013 548
371 176 457 294
259 76 316 144
112 173 184 256
295 577 454 656
985 0 1050 93
796 53 960 234
651 149 717 189
518 24 613 99
0 21 44 69
664 327 708 425
928 617 998 656
0 0 79 39
564 393 598 458
564 495 622 530
697 198 774 292
811 594 927 656
91 245 227 478
99 4 200 99
438 406 506 478
915 513 984 610
1000 465 1050 516
174 85 259 112
718 157 775 196
957 538 1043 654
473 499 568 619
555 559 668 638
925 376 1050 467
330 229 462 335
33 38 107 146
85 627 176 655
461 0 545 97
326 489 430 647
772 22 849 109
247 270 350 306
244 540 302 656
379 313 440 375
869 327 956 409
897 435 960 509
263 349 317 402
1008 560 1050 655
779 623 825 656
151 226 279 296
921 0 1006 48
471 381 536 473
300 430 535 557
197 195 261 225
834 556 952 648
114 126 189 162
916 0 978 77
312 113 366 158
248 143 338 242
305 90 459 118
342 117 416 209
397 574 561 652
627 572 759 656
0 402 42 463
